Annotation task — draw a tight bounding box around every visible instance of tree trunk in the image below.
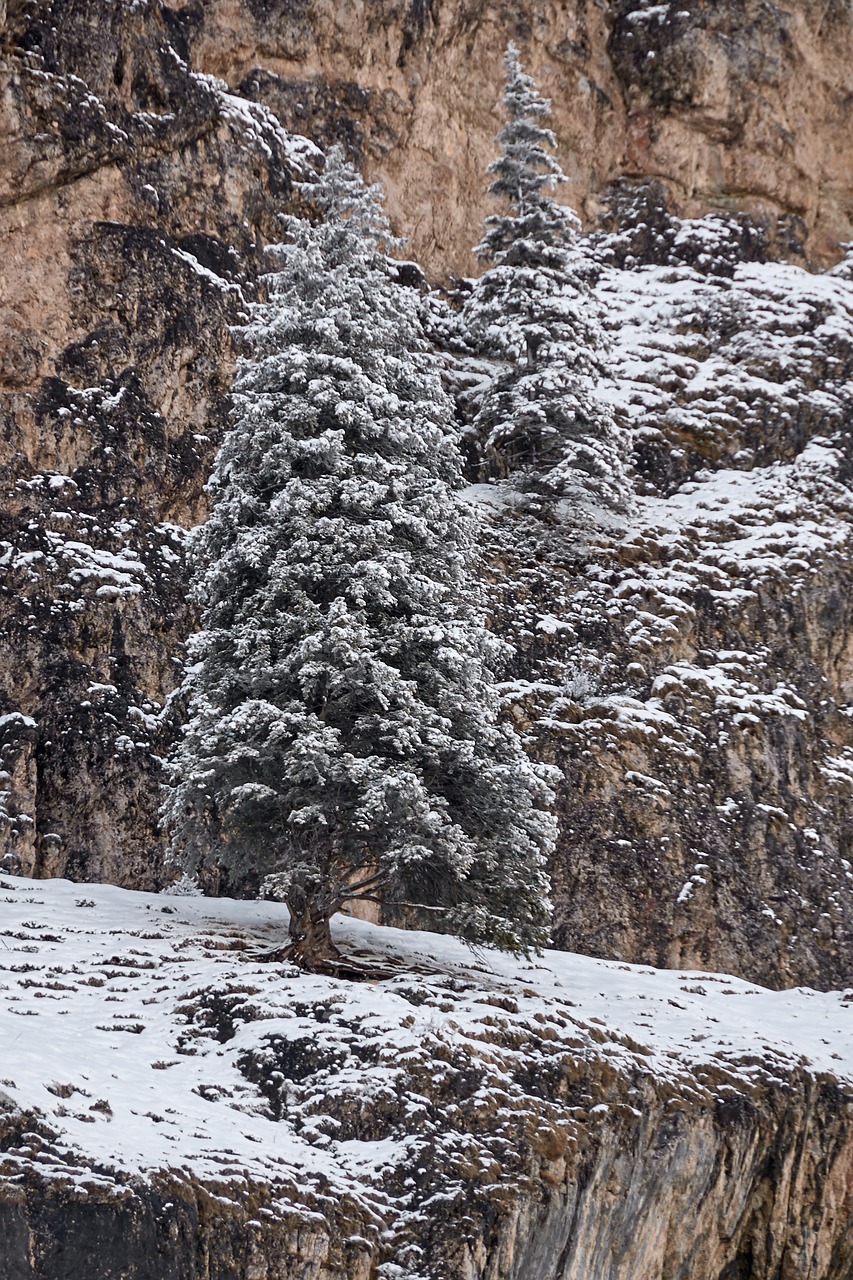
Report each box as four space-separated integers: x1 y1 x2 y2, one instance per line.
286 887 339 971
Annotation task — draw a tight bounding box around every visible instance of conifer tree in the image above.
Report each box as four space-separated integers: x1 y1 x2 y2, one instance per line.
163 148 556 970
463 45 630 521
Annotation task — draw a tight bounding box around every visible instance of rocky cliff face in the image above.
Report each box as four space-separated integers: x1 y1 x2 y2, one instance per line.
190 0 853 273
2 0 853 989
464 212 853 992
3 5 853 1273
0 0 310 887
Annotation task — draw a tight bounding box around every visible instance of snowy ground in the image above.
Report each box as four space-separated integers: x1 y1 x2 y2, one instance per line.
1 874 852 1209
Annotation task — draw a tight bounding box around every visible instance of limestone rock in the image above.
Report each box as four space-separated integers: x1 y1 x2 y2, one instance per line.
0 0 313 886
190 0 853 273
459 207 853 990
1 877 852 1280
2 0 853 990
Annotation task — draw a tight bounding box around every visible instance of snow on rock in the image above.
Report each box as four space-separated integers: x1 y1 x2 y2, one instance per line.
598 254 853 492
460 220 853 990
0 877 852 1278
190 67 323 179
0 2 331 898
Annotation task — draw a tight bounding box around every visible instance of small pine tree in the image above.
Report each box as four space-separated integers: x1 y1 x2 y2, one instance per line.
162 148 556 970
474 43 579 278
463 45 630 521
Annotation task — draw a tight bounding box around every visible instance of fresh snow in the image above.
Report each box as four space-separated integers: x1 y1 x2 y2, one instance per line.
1 876 851 1202
169 245 245 297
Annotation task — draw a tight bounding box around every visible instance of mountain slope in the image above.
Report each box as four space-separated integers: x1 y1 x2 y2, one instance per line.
2 0 853 990
1 876 852 1279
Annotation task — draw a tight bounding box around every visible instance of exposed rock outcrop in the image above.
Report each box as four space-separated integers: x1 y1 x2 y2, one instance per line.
191 0 853 272
2 0 853 991
1 878 853 1280
1 0 311 886
465 211 853 990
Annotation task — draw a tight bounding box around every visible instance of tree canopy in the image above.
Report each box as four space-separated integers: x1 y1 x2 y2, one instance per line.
163 148 556 969
463 45 631 523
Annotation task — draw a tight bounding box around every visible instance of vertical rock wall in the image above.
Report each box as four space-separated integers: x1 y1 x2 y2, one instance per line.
0 0 306 885
189 0 853 272
2 0 853 989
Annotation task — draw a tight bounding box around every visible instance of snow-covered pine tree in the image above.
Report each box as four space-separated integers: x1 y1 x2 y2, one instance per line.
463 45 630 522
162 147 556 971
